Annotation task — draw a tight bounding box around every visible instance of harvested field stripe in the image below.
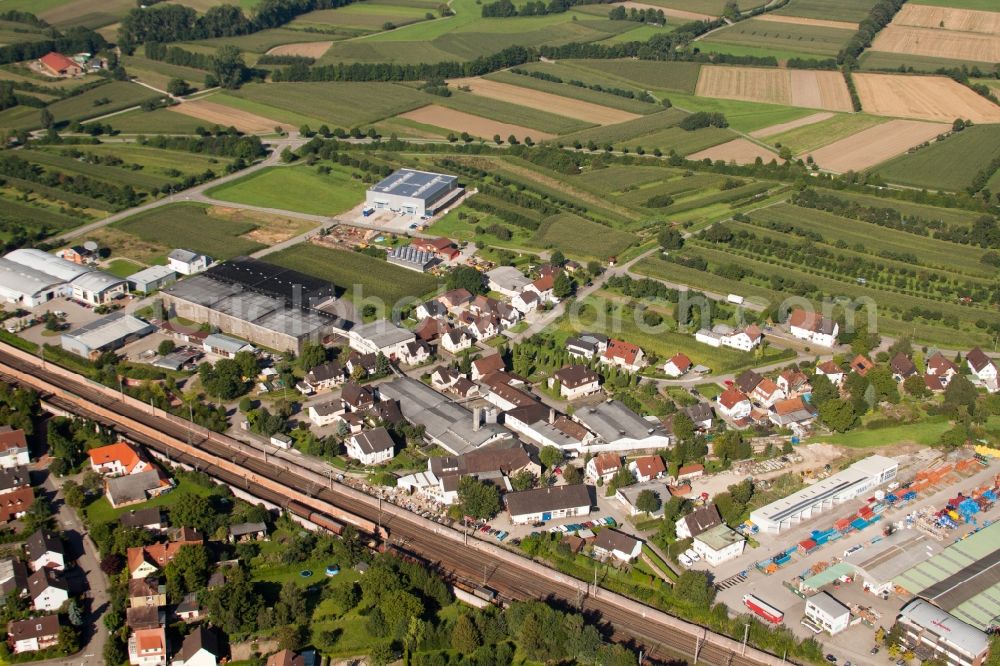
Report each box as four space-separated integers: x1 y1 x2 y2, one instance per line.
266 41 334 57
892 4 1000 35
169 99 290 133
398 105 555 141
871 25 1000 64
754 14 858 30
688 138 782 165
447 77 641 125
805 118 949 173
749 111 833 137
853 73 1000 123
695 65 853 112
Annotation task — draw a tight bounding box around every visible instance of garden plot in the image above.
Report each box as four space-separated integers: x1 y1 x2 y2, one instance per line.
695 66 853 111
853 73 1000 123
398 105 555 141
805 119 949 172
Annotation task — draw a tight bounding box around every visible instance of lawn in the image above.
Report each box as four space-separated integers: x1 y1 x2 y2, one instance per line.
772 0 875 22
121 55 210 92
206 165 365 216
107 108 208 134
114 203 265 260
264 244 441 304
764 113 887 155
105 259 143 278
541 59 704 94
45 81 163 127
532 213 638 259
667 93 817 133
84 476 222 525
221 82 431 129
699 19 855 58
874 125 1000 192
807 417 952 448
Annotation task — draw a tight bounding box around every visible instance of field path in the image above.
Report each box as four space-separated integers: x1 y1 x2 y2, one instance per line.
749 111 833 138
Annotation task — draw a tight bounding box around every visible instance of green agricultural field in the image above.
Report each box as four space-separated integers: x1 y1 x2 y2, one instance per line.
0 105 41 133
115 203 264 259
181 28 335 54
23 145 223 191
772 0 874 22
0 27 49 44
532 213 638 259
909 0 998 9
765 113 886 155
35 0 135 29
875 126 1000 192
206 165 365 216
552 59 703 94
121 55 210 93
616 173 726 206
434 90 592 135
485 71 661 115
698 18 855 57
220 82 430 129
46 81 162 126
829 190 982 228
859 51 991 72
555 108 687 147
694 40 830 62
600 23 671 44
636 0 759 13
291 3 433 31
0 198 83 237
622 125 734 155
266 244 440 303
572 166 673 194
667 93 815 133
107 108 208 134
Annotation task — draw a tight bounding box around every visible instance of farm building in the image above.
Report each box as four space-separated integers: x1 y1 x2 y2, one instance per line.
38 52 82 77
160 258 345 354
366 169 461 218
127 266 177 294
749 455 898 534
60 313 155 359
387 246 436 273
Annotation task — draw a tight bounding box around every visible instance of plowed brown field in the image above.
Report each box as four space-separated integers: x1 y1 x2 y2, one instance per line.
169 99 289 133
695 66 852 111
853 73 1000 123
398 105 555 141
806 119 949 172
688 138 783 165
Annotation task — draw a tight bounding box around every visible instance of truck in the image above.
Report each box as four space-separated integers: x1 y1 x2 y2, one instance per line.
743 594 784 624
727 294 745 305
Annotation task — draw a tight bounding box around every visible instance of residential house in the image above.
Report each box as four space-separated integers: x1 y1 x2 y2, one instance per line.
750 378 784 408
128 626 168 666
25 530 64 572
0 466 27 494
717 388 751 421
401 340 431 366
675 504 723 540
267 649 310 666
850 354 875 376
175 593 201 623
346 427 396 466
452 377 478 399
692 524 745 566
57 245 95 265
890 353 918 382
0 557 28 598
349 320 415 359
127 605 165 631
505 484 592 525
227 522 268 543
967 348 998 393
565 333 608 360
525 273 557 304
471 354 505 381
414 317 449 343
175 626 220 666
549 365 600 400
485 383 538 411
421 441 538 505
0 428 30 468
777 369 810 395
724 324 763 351
415 300 447 320
601 339 645 373
663 353 692 378
168 249 210 275
734 370 763 395
119 508 167 534
815 360 845 386
585 453 622 483
303 362 345 392
437 288 473 311
684 403 714 430
127 529 203 579
431 367 462 391
787 308 838 347
38 51 82 77
441 329 472 354
341 382 376 412
8 615 60 654
487 266 531 298
88 442 149 477
345 351 378 378
592 529 642 562
28 569 67 611
128 577 166 608
926 352 959 386
550 417 596 451
0 487 33 523
804 592 851 636
308 401 341 427
511 289 540 314
411 237 459 261
629 455 665 483
106 469 171 508
769 397 818 429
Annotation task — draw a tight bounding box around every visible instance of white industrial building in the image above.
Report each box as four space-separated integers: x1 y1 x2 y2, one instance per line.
749 455 898 534
61 313 155 359
804 592 851 635
692 524 746 566
568 400 673 454
0 249 126 307
348 320 415 358
366 169 460 218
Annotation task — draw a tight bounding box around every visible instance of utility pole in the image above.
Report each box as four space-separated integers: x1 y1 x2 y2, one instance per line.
187 400 193 446
118 375 124 401
482 563 488 586
742 623 750 656
694 635 702 664
593 565 598 597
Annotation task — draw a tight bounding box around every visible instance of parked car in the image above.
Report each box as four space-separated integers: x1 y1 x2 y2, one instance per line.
678 554 693 567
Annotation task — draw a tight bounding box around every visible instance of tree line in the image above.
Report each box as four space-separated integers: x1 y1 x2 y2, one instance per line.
481 0 611 18
0 25 106 66
608 5 666 24
837 0 906 66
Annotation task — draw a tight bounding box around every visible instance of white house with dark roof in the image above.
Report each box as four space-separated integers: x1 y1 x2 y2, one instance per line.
505 484 592 525
168 249 211 275
967 347 998 393
441 329 472 354
548 365 600 400
0 428 29 468
8 615 60 654
346 427 395 466
25 530 64 572
565 333 608 360
348 320 415 359
592 528 642 562
27 569 67 611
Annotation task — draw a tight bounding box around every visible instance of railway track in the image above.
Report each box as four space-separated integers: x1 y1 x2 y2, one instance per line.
0 344 789 666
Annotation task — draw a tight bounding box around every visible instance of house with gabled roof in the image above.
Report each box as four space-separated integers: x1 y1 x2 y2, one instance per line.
717 388 751 421
25 530 63 572
89 442 149 477
0 428 30 469
441 329 472 354
471 354 505 380
925 352 958 386
592 529 642 562
8 615 60 654
601 339 645 373
788 308 838 347
175 625 221 666
565 333 608 360
663 353 691 377
816 360 845 386
549 365 600 400
967 347 998 392
585 453 621 483
346 427 395 466
850 354 875 376
750 377 784 408
769 396 817 429
629 455 666 483
128 626 167 666
27 569 66 611
890 353 918 382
